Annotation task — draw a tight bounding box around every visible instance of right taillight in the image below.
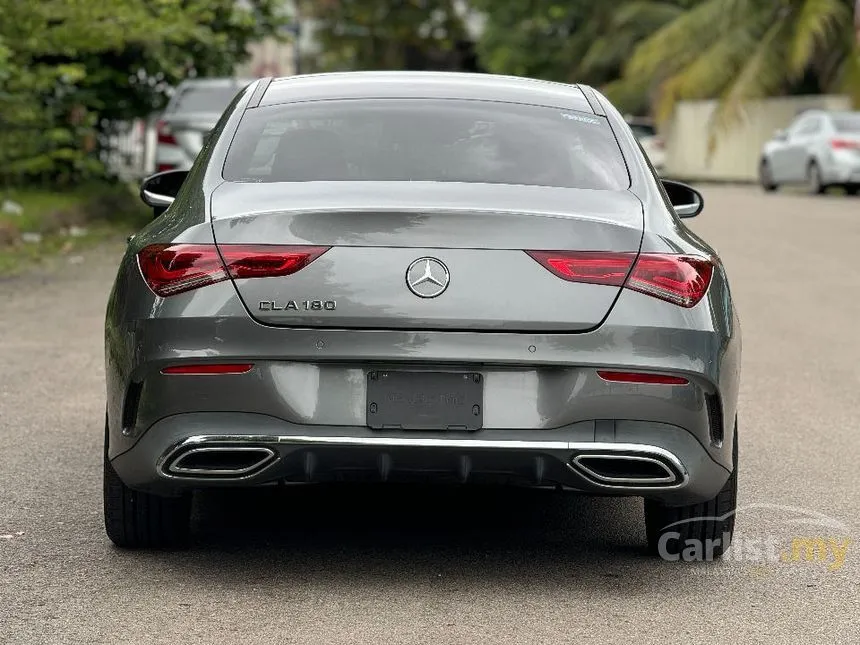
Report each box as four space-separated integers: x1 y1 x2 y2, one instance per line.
831 139 860 150
137 244 329 297
156 121 177 145
526 251 714 308
625 254 713 307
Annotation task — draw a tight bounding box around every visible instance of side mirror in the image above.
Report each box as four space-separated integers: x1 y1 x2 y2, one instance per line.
140 169 189 216
661 179 704 218
773 128 788 142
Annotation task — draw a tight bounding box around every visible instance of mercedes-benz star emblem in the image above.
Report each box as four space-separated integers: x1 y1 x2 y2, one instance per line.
405 257 450 298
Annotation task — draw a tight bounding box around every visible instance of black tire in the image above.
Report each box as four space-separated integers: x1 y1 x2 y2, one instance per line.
758 160 777 192
644 422 738 561
807 161 826 195
845 185 859 196
104 422 191 549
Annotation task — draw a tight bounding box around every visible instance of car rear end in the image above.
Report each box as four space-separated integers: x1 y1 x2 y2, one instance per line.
822 112 860 188
107 90 739 514
154 78 253 172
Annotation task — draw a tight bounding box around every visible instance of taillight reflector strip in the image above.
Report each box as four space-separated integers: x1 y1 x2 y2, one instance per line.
526 251 713 308
137 244 330 297
161 363 254 375
597 371 689 385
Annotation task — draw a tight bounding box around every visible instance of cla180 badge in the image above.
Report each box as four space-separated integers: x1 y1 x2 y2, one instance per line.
259 300 337 311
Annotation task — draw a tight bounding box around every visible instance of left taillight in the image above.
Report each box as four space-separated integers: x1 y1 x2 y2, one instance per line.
156 121 177 146
137 244 330 297
526 251 714 308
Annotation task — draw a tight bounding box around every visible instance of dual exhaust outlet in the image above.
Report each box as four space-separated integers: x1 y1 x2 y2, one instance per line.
167 446 277 477
164 443 685 489
569 451 683 488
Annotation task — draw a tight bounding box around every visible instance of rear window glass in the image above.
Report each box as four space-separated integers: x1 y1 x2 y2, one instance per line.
832 114 860 133
223 99 630 190
169 86 245 114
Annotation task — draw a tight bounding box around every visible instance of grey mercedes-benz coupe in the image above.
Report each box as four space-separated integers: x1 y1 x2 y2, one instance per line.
105 72 741 559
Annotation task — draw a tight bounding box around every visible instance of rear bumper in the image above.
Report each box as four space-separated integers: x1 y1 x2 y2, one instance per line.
111 412 731 506
821 153 860 184
106 253 740 508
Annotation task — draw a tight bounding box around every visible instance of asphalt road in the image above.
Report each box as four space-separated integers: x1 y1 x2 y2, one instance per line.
1 185 858 644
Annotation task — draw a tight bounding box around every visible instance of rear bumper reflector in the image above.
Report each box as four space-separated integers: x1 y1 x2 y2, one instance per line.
161 364 254 375
597 370 689 385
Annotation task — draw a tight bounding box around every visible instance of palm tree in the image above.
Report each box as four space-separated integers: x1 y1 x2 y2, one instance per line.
613 0 860 144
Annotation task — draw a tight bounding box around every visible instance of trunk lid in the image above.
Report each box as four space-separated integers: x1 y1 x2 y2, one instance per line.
211 181 644 332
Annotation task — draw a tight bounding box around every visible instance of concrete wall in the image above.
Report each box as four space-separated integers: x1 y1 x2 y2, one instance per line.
664 95 853 181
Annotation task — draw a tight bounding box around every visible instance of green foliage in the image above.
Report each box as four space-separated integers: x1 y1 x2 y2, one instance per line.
0 0 288 187
614 0 860 143
298 0 472 72
0 181 149 275
470 0 695 113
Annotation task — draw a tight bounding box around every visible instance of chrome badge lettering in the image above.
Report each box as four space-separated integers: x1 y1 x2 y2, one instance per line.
259 300 336 311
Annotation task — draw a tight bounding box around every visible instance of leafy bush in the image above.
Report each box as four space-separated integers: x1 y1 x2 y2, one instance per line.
0 0 288 187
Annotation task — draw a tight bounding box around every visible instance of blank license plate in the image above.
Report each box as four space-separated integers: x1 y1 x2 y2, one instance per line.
366 371 483 431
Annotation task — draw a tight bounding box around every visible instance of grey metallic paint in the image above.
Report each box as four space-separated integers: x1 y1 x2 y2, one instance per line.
106 73 740 507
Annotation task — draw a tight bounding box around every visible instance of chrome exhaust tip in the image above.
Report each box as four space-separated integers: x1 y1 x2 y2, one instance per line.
570 451 683 488
166 446 277 477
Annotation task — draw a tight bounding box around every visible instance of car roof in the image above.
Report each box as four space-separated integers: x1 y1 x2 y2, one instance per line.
258 71 596 113
177 77 256 89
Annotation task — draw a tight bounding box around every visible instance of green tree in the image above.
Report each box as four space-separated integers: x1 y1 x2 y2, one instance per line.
0 0 288 185
298 0 473 72
617 0 860 137
470 0 696 113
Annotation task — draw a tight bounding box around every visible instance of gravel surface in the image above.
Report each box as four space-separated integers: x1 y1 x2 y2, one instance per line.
1 186 858 644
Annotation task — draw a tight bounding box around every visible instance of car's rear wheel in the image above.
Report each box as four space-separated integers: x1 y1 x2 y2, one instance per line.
846 185 859 196
807 161 826 195
758 159 777 192
103 420 191 549
644 421 738 561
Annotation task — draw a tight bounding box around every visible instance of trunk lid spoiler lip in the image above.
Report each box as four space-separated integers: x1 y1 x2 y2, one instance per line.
209 180 645 230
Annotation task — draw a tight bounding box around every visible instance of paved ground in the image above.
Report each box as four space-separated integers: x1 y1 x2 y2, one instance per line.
1 185 858 644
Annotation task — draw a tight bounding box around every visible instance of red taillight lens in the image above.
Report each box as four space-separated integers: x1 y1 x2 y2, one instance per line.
220 245 328 279
525 251 636 286
831 139 860 150
138 244 228 296
157 121 177 145
161 363 254 375
526 251 713 308
156 163 177 172
597 370 689 385
137 244 329 297
626 254 713 308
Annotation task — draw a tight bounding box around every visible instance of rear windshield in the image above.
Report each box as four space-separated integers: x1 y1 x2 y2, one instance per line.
169 85 246 114
832 114 860 133
223 99 630 190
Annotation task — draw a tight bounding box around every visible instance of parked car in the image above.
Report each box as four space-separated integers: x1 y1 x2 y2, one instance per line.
155 77 255 172
759 110 860 194
626 117 666 174
107 72 740 561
